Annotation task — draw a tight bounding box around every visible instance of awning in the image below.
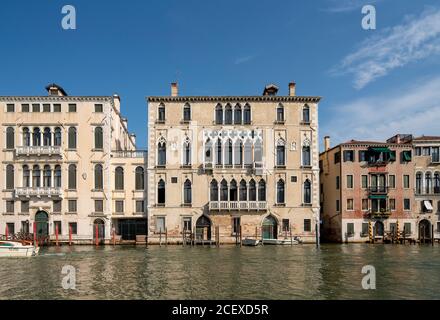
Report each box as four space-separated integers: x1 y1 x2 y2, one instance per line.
370 147 391 153
423 201 433 211
369 195 387 199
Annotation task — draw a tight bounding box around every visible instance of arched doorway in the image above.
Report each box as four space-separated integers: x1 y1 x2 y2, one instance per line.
35 211 49 243
262 215 278 239
195 215 211 241
419 220 431 242
93 219 105 244
374 221 384 237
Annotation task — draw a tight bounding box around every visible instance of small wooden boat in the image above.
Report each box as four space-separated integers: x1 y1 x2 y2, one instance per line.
242 238 261 246
0 241 40 257
262 238 300 245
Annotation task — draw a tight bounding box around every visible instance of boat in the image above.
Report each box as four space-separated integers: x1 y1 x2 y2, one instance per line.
0 241 40 257
242 238 261 246
262 238 301 245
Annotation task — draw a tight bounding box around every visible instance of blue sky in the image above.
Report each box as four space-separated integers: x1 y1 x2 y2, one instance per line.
1 0 440 150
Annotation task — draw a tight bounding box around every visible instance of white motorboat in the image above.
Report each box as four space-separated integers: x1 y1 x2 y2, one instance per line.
262 238 301 245
0 241 40 257
242 238 261 246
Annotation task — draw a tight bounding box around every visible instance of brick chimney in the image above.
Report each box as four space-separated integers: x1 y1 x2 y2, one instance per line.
288 82 296 96
324 136 331 151
171 82 178 97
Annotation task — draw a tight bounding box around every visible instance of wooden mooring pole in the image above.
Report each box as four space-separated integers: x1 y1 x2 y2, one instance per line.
55 224 59 246
165 227 168 246
239 225 242 247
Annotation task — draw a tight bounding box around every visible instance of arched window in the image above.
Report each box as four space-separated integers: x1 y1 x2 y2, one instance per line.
158 138 166 166
6 164 14 189
276 139 285 166
249 179 256 201
210 180 219 201
216 138 222 165
215 104 223 125
183 103 191 121
183 179 192 204
225 104 233 125
234 104 242 125
22 127 30 146
426 172 432 194
54 127 62 146
43 128 51 146
115 166 124 190
183 138 191 166
244 139 253 166
68 164 76 189
220 179 228 201
205 138 213 164
95 164 103 190
33 128 41 146
302 145 311 166
434 172 440 194
230 179 237 201
158 179 165 204
54 165 61 188
43 165 51 187
95 127 103 149
6 127 14 149
277 179 285 204
416 172 422 194
23 165 30 187
239 180 247 201
68 127 77 149
234 140 243 166
303 105 310 123
135 166 144 190
254 139 262 163
304 179 311 204
158 103 165 121
243 104 251 124
225 139 233 165
258 179 266 201
277 104 284 122
33 165 41 188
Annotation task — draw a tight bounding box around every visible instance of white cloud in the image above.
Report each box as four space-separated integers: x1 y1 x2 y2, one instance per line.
321 76 440 147
324 0 382 13
234 55 255 65
332 8 440 89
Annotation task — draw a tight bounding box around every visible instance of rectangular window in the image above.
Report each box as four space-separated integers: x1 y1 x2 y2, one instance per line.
6 200 14 213
21 221 29 233
21 104 30 112
432 147 440 163
390 223 397 234
68 200 77 213
336 199 340 212
171 177 178 183
68 104 77 112
437 221 440 232
53 200 62 213
6 104 14 112
361 175 368 188
362 199 369 211
282 219 290 232
54 221 62 234
183 217 192 232
347 199 354 210
53 104 61 112
343 150 354 162
32 104 40 112
403 175 410 189
232 217 241 235
6 223 15 235
69 222 77 234
346 223 354 236
415 147 421 156
336 176 340 190
156 217 165 233
347 175 353 188
389 175 396 188
43 104 51 112
404 223 412 235
359 150 367 162
95 200 104 213
94 104 103 112
362 223 369 236
389 198 396 211
423 147 431 156
334 152 340 164
304 219 311 232
404 198 411 211
21 201 29 213
115 200 124 213
135 200 144 213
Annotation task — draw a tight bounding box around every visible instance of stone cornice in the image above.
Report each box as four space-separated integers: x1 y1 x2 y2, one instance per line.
147 96 321 103
0 96 113 102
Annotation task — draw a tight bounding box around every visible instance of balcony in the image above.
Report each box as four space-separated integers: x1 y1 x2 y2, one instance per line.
111 150 147 158
368 186 389 194
15 187 63 198
15 146 62 157
365 210 391 219
209 201 267 211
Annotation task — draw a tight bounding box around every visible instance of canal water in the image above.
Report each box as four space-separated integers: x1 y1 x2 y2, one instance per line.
0 244 439 300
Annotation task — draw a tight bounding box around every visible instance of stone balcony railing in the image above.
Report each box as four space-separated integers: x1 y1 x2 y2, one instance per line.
16 146 62 156
15 187 63 198
209 201 267 211
111 150 147 158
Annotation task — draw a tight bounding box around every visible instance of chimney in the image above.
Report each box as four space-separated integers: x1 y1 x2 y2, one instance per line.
113 94 121 113
288 82 296 96
122 117 128 128
46 83 68 97
130 133 136 147
324 136 331 151
171 82 178 97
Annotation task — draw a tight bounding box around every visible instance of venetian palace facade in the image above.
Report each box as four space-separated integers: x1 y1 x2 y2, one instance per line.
147 82 321 244
0 84 147 244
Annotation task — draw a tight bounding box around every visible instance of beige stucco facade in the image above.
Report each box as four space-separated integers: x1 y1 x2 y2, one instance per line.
147 83 321 244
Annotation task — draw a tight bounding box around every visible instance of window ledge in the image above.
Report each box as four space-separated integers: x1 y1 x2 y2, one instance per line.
275 166 286 169
180 120 191 124
65 212 78 215
274 203 286 207
156 165 166 169
274 120 285 125
2 213 15 216
300 121 311 125
301 165 313 169
181 203 192 207
156 204 165 207
302 203 313 207
155 120 166 124
92 148 104 152
180 165 192 169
